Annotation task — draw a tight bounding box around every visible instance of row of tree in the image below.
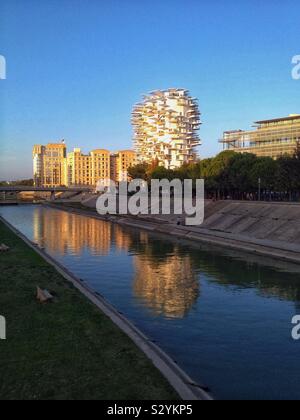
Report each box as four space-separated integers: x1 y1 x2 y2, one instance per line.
0 179 34 186
128 149 300 201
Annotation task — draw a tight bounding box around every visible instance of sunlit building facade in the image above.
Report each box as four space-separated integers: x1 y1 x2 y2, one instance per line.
33 142 67 187
132 88 201 169
32 145 44 187
220 114 300 159
90 149 111 185
66 148 110 187
33 143 136 187
110 150 137 182
66 148 92 186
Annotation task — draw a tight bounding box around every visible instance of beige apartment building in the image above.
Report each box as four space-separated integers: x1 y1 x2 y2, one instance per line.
33 143 136 187
66 148 92 186
110 150 137 182
90 149 111 185
66 148 110 186
33 143 67 187
220 114 300 159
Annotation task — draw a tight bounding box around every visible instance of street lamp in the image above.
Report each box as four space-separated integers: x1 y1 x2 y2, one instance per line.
258 178 261 201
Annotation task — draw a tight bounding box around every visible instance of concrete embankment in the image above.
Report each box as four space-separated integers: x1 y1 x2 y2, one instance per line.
188 201 300 264
48 199 300 264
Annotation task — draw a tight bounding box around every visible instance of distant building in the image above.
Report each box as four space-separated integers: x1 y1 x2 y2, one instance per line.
66 148 110 187
33 142 67 187
90 150 111 185
220 114 300 159
110 150 137 182
132 88 201 169
66 148 92 186
32 145 44 187
33 143 136 187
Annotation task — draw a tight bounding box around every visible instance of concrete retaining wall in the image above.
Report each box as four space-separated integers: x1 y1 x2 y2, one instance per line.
202 201 300 245
50 199 300 264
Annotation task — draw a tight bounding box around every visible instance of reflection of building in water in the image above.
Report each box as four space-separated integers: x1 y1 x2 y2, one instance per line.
133 252 199 319
111 224 133 252
32 208 136 256
32 208 199 318
33 209 112 256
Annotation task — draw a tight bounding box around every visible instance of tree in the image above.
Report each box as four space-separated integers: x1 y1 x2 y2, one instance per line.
0 179 33 186
17 179 34 186
150 166 175 181
128 150 300 201
276 156 300 199
227 153 257 196
249 157 279 191
128 163 150 181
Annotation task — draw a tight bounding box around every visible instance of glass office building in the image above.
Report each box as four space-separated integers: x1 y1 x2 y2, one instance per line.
220 114 300 159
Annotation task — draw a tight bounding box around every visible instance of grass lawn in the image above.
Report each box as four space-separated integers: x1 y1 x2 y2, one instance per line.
0 220 178 400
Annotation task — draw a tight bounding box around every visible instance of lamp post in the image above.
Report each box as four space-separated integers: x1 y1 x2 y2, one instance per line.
258 178 261 201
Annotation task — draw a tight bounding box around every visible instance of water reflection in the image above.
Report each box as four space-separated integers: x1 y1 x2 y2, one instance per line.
33 208 112 256
32 207 199 318
2 205 300 399
30 206 300 319
133 253 199 318
187 249 300 305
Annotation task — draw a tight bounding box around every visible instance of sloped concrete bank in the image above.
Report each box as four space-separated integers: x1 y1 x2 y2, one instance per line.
0 215 212 401
47 201 300 265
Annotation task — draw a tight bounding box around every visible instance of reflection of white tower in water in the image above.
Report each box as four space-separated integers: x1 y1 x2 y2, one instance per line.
133 253 199 319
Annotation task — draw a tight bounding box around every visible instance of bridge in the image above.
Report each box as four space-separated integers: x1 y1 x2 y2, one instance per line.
0 186 94 203
0 186 94 193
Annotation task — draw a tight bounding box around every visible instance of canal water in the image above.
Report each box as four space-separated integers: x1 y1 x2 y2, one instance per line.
1 205 300 400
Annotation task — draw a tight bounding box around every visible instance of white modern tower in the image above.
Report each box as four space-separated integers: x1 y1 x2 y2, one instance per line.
132 89 201 169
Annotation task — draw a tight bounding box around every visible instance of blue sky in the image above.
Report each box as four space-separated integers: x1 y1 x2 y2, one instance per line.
0 0 299 180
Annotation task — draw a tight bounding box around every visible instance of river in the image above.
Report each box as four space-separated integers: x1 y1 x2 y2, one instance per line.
1 205 300 400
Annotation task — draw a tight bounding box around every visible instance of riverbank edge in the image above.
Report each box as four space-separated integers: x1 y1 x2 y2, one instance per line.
46 203 300 265
0 215 212 401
